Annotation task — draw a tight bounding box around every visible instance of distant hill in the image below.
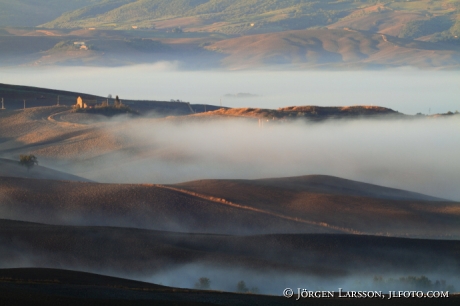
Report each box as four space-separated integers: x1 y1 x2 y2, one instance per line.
35 0 460 39
0 1 109 27
204 28 460 69
1 1 459 39
1 1 460 69
197 105 403 121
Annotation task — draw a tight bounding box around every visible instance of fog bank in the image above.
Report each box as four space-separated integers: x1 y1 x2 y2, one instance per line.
52 116 460 201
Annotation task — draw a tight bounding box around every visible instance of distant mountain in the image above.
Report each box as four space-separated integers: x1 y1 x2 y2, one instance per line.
0 1 110 27
0 0 458 41
203 28 460 69
1 1 460 69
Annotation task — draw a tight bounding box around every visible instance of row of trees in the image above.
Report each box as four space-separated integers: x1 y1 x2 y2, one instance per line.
194 277 259 294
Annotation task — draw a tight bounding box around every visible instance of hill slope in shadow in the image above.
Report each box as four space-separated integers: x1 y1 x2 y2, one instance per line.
0 158 91 182
0 176 458 238
1 220 459 285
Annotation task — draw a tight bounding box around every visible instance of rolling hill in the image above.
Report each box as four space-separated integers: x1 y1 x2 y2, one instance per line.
1 1 460 69
27 0 460 40
204 28 460 69
0 83 220 114
0 175 458 238
0 220 459 293
0 158 91 182
195 105 404 121
0 268 299 306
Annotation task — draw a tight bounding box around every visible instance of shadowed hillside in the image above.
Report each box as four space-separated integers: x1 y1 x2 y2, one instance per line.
0 176 458 238
0 158 91 182
0 220 459 293
0 176 333 235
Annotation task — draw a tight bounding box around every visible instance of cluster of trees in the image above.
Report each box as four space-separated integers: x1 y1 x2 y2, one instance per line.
194 277 259 294
399 16 454 40
373 275 455 292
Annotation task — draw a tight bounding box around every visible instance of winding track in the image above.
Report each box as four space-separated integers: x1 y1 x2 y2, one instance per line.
154 184 364 235
47 109 87 127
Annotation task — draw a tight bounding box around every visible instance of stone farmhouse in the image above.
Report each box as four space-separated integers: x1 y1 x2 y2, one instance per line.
76 96 98 109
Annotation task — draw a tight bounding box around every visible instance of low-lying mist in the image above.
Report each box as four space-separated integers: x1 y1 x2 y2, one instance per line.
50 115 460 201
145 263 459 295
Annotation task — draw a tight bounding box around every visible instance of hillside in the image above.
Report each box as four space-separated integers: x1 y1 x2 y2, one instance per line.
0 1 110 27
0 83 221 114
1 1 460 69
0 175 459 238
0 268 300 306
204 28 460 69
197 105 403 121
0 158 91 182
0 220 459 294
32 0 460 40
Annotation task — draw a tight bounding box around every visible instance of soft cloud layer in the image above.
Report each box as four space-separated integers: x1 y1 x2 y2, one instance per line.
62 116 460 201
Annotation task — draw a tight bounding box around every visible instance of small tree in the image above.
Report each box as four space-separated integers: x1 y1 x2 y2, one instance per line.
19 154 38 172
236 280 249 293
194 277 210 290
250 287 260 294
114 95 120 107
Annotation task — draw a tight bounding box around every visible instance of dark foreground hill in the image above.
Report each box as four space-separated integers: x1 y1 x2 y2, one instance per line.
0 175 458 238
1 268 459 306
0 220 459 293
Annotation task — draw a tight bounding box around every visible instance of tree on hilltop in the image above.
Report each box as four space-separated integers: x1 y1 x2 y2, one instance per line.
19 154 38 172
194 277 210 290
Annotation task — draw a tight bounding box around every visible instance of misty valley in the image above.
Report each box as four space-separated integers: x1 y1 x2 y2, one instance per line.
1 0 460 305
0 81 459 305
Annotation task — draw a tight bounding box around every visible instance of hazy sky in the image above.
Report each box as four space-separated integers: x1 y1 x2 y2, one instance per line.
1 64 459 114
